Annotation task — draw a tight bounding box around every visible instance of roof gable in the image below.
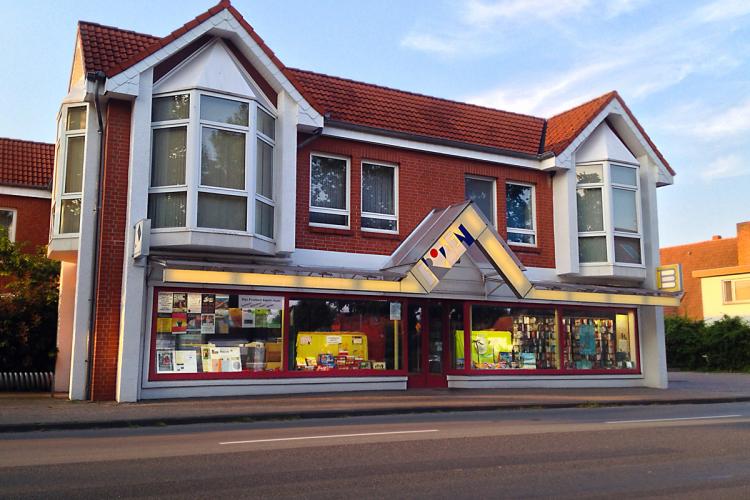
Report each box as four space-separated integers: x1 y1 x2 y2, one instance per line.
0 138 54 189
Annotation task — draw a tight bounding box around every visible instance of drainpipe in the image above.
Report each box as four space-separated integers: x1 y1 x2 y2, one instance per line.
297 127 323 149
84 70 106 400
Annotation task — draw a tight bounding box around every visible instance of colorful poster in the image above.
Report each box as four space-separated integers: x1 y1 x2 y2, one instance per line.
186 313 202 333
201 314 215 334
174 350 198 373
242 308 255 328
156 316 172 334
520 352 537 369
210 347 242 372
579 324 596 355
172 293 187 312
171 312 187 334
202 294 215 314
200 344 213 372
228 308 243 328
215 294 230 310
157 350 174 373
187 293 202 313
215 311 230 334
157 293 173 313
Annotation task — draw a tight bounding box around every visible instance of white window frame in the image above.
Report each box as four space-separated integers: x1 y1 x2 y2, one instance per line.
576 161 644 267
254 106 276 241
505 181 536 247
0 208 17 242
309 152 351 230
53 103 88 236
361 160 398 234
722 278 750 305
147 88 277 239
465 174 497 228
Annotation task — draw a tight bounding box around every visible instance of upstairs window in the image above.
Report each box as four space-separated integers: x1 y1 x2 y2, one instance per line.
0 208 16 241
576 163 642 265
55 105 87 235
723 278 750 304
361 161 398 233
147 91 276 238
309 154 350 228
465 175 496 226
506 182 536 246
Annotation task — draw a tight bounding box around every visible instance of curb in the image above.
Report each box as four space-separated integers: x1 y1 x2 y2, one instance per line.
2 396 750 434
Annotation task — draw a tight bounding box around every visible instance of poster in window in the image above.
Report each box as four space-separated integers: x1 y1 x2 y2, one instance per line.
201 294 215 314
215 294 230 310
172 293 187 313
389 302 402 320
210 347 242 372
186 313 201 333
187 293 202 313
156 315 172 333
157 292 173 313
174 350 198 373
228 308 243 328
578 323 596 355
239 295 283 310
171 312 187 334
201 314 215 334
215 310 230 334
157 350 175 373
242 308 255 328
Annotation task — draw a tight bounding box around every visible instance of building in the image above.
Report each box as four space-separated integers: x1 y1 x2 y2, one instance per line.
661 222 750 322
48 0 679 402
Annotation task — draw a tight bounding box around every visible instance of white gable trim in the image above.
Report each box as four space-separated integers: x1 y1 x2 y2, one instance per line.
0 185 52 199
105 8 323 127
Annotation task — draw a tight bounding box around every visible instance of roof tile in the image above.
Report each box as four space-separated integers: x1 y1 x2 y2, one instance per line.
0 138 54 189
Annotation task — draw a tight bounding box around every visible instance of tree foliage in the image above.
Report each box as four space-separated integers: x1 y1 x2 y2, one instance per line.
665 315 750 372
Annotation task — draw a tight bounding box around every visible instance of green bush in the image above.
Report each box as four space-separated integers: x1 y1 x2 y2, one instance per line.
0 227 60 372
665 314 750 372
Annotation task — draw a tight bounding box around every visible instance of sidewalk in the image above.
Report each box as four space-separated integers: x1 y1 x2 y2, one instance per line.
2 371 750 433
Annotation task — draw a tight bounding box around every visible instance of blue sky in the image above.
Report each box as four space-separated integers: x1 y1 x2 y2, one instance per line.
1 0 749 247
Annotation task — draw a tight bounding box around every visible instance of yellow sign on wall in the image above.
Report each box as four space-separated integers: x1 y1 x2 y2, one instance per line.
657 264 683 293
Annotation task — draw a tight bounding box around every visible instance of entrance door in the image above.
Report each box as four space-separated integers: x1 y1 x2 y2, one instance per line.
407 302 448 388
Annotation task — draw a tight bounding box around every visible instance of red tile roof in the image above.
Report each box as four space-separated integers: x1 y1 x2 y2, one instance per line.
72 1 673 170
0 138 54 189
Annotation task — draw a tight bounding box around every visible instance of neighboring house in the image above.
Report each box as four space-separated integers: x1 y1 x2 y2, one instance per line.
661 222 750 322
48 0 679 402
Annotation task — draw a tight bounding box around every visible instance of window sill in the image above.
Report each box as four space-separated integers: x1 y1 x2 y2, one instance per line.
308 225 353 236
508 244 541 254
360 229 401 240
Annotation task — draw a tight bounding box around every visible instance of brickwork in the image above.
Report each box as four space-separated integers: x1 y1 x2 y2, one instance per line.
90 99 132 401
296 136 556 268
0 194 50 289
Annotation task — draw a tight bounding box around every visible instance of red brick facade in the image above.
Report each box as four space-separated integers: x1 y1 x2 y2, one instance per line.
90 100 132 401
296 136 556 268
0 194 50 289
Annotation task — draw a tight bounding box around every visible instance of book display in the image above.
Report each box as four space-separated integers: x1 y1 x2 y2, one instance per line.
153 290 283 375
562 312 635 369
294 332 375 371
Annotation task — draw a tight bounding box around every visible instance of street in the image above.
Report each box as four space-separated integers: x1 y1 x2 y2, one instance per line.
2 402 750 499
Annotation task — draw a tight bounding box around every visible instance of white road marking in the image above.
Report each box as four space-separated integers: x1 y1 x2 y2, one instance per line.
606 414 742 424
219 429 439 445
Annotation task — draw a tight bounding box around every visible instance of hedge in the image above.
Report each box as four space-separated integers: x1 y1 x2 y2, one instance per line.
665 315 750 372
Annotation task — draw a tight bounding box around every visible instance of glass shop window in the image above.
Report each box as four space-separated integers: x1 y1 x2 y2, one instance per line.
562 310 637 370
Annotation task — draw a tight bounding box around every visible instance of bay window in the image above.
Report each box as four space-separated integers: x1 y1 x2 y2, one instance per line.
361 161 398 232
147 90 276 238
576 162 643 266
465 175 496 226
309 154 349 228
55 105 87 235
505 182 536 246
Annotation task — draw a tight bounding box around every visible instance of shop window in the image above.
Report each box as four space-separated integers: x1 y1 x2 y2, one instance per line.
361 162 398 233
0 208 16 241
562 310 637 370
505 182 536 246
722 278 750 304
462 306 558 370
309 154 350 228
288 298 402 371
448 305 464 369
576 163 642 265
54 105 87 235
465 175 496 226
152 290 283 376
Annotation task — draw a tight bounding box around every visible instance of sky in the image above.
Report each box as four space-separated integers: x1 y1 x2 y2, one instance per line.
1 0 748 247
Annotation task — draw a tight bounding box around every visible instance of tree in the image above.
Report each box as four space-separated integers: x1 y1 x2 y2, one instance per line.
0 227 60 372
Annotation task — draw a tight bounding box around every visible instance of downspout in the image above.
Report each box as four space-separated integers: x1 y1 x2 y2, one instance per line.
297 127 323 149
84 70 107 400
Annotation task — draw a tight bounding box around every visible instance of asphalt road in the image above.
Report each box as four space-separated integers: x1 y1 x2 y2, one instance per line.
2 402 750 499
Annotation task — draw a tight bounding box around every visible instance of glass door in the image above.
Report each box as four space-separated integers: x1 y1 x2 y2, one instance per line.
407 301 448 388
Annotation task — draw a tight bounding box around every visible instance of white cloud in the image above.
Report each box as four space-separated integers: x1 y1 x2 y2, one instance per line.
462 0 591 26
692 0 750 23
701 153 747 180
400 33 464 56
661 99 750 139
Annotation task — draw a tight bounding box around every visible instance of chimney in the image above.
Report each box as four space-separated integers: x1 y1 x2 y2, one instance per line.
738 221 750 266
712 235 722 240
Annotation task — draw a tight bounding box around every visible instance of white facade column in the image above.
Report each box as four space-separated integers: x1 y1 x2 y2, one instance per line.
275 90 298 253
116 68 152 402
552 164 579 275
54 261 77 393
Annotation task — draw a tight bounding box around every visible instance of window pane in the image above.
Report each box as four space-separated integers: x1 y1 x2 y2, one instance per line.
508 232 536 245
0 210 14 239
148 192 186 229
470 306 558 370
613 188 638 233
735 280 750 302
576 165 603 184
362 163 395 216
562 311 636 369
151 127 187 187
614 236 641 264
198 193 246 231
362 217 397 231
66 106 87 131
257 108 275 139
64 136 85 193
310 156 347 210
723 281 734 302
200 95 248 126
579 236 607 263
289 298 403 371
506 183 533 230
201 127 245 190
59 198 81 234
309 212 348 227
152 94 190 122
255 199 274 238
577 187 603 232
256 139 273 199
612 165 637 186
465 177 495 224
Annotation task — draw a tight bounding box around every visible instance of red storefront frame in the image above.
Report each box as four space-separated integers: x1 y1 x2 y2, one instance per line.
147 286 642 382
